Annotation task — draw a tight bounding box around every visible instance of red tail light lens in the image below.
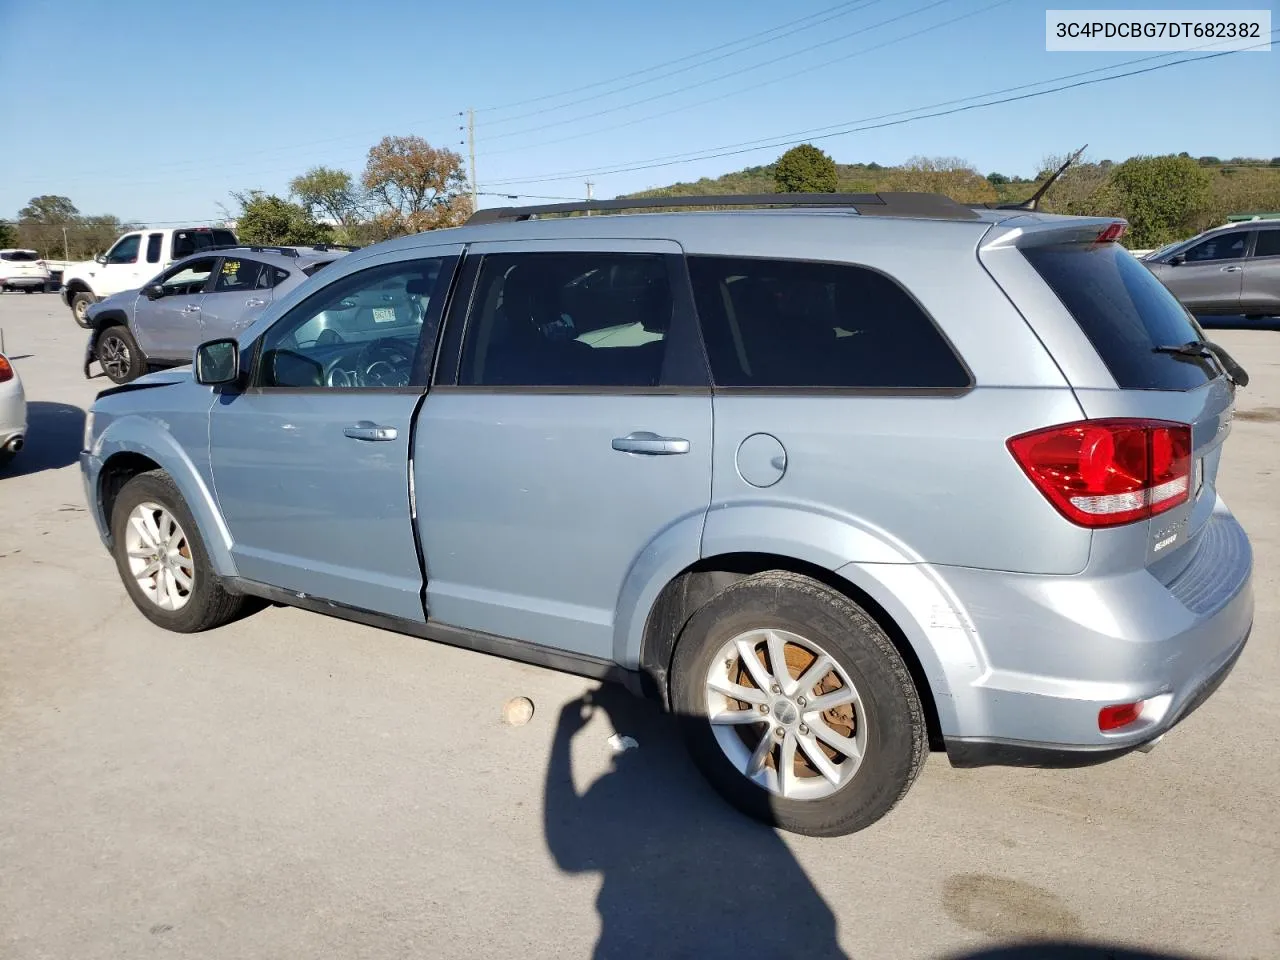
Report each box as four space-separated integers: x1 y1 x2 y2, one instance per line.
1098 701 1143 731
1096 222 1127 243
0 356 13 383
1008 419 1192 528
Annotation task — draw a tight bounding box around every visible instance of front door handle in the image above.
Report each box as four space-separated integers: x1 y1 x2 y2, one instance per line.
1221 265 1242 272
245 297 267 307
612 431 690 455
182 304 201 313
344 421 398 442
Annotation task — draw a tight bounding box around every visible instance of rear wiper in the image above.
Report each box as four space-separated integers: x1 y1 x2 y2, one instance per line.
1153 339 1249 387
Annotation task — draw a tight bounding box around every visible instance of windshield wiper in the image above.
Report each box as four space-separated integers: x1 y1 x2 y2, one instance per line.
1153 339 1249 387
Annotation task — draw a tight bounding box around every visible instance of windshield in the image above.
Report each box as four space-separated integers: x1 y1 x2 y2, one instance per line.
0 250 41 262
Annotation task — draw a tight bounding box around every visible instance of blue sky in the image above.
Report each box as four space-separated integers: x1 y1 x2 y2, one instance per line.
1 0 1276 223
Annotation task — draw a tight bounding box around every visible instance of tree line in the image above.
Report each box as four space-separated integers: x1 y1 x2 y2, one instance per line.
0 195 138 261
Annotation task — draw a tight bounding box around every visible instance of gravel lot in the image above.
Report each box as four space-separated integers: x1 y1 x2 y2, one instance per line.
1 292 1277 960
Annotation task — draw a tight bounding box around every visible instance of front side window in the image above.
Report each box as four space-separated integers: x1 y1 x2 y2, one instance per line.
1183 231 1249 263
159 257 217 296
687 255 969 389
459 252 672 388
105 234 141 265
257 258 444 389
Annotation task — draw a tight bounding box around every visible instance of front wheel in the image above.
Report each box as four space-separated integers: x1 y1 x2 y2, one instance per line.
71 291 96 327
97 325 145 383
110 470 247 632
670 571 928 837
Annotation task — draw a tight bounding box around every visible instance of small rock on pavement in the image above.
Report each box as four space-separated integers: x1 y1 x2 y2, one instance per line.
606 734 639 754
501 696 535 726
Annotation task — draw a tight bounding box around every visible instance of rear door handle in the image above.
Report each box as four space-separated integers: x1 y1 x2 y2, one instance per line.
182 304 201 313
245 297 267 307
1221 265 1242 272
611 431 690 455
344 421 398 442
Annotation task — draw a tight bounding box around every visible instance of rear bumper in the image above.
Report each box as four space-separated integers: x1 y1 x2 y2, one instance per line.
925 501 1253 764
3 277 48 289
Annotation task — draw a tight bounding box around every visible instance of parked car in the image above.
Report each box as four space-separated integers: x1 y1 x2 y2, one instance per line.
0 351 26 467
80 194 1253 836
1142 220 1280 318
84 244 354 384
61 226 239 327
0 249 52 293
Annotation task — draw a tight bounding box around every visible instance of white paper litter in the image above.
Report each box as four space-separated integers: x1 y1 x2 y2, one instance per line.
606 734 639 754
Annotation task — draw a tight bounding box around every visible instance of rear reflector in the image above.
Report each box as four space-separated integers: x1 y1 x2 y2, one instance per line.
1099 701 1143 731
1008 419 1192 528
0 356 13 383
1096 222 1127 243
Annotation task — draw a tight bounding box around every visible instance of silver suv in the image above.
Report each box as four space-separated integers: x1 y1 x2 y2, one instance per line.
79 194 1253 836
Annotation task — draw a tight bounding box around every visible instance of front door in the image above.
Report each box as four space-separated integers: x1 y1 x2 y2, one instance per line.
95 232 151 297
415 241 713 660
131 256 218 361
1163 230 1250 313
209 249 458 622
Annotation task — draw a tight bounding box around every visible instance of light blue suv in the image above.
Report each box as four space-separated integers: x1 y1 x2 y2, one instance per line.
79 194 1254 836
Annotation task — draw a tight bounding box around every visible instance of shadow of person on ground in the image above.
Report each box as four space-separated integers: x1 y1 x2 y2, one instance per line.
945 942 1210 959
2 401 85 478
544 683 848 960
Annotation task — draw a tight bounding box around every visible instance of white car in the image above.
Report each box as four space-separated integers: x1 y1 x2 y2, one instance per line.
0 249 52 293
0 352 26 468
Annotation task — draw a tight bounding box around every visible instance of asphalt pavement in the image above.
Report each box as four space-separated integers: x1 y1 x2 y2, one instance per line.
1 292 1277 960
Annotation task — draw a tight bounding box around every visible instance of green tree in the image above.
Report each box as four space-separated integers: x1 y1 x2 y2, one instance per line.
986 172 1009 185
361 135 471 237
232 191 332 245
773 144 838 193
888 157 997 203
0 220 16 248
1108 155 1212 248
17 195 79 258
289 166 365 233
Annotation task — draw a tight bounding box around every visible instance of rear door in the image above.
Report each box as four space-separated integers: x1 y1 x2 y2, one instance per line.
131 256 217 360
1240 228 1280 317
1159 230 1250 313
199 256 280 342
208 249 458 622
413 240 713 660
1014 237 1234 571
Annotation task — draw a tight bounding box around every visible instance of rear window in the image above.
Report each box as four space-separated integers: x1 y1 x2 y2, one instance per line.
172 228 237 259
1 250 40 262
1022 242 1212 391
687 255 970 389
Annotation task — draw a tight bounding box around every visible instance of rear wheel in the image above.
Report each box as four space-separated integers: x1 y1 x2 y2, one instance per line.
110 471 246 632
71 291 96 328
97 325 144 383
670 571 927 836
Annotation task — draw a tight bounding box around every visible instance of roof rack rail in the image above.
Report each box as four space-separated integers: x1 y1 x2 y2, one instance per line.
307 243 361 252
466 192 980 225
183 243 300 257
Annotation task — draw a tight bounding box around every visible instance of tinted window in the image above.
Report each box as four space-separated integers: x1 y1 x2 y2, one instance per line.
214 258 272 292
146 233 163 263
302 259 336 277
1 250 40 262
1023 243 1211 390
159 257 217 295
258 259 443 389
460 252 671 388
687 256 968 389
172 228 237 259
1253 230 1280 258
1183 231 1249 262
105 234 141 265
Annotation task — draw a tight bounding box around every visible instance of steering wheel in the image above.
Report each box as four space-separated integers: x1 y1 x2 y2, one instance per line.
355 338 415 387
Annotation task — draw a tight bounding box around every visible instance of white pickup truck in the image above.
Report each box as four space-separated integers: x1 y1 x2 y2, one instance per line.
61 225 237 327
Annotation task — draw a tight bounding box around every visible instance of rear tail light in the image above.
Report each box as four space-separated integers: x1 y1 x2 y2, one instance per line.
1096 222 1127 243
0 356 13 383
1008 419 1192 528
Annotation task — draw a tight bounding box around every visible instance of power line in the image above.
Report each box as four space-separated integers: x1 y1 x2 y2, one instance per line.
480 0 1013 160
481 0 955 144
481 36 1274 188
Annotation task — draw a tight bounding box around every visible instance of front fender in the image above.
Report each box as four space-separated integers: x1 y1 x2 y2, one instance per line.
90 415 236 577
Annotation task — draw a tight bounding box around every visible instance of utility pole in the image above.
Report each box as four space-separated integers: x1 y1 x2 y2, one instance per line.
585 180 594 215
467 107 477 213
61 226 69 262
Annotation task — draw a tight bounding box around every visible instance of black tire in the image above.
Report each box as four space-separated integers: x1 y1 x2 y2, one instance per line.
670 571 927 837
97 324 145 384
71 291 96 328
109 470 246 633
24 288 35 294
0 448 14 470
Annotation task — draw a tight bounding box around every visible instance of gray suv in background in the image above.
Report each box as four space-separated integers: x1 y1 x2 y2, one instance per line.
1143 220 1280 318
84 244 354 383
79 194 1253 836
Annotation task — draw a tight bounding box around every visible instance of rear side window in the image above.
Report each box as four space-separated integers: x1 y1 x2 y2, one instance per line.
686 256 969 389
1023 243 1211 391
146 233 163 263
172 228 237 259
1253 230 1280 258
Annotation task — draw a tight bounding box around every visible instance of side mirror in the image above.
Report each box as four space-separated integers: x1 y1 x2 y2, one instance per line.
95 254 107 265
143 283 165 300
1169 253 1186 266
194 339 240 385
